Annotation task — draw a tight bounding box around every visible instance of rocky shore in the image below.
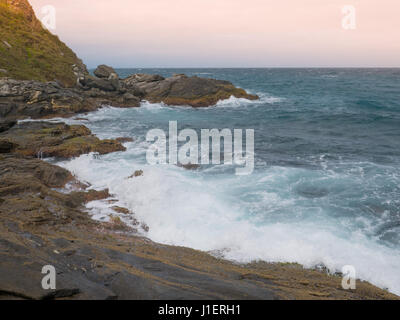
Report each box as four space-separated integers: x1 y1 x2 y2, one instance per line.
0 119 398 300
0 64 258 120
0 0 398 300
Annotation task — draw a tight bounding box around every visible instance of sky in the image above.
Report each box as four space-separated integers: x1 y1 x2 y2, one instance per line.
30 0 400 68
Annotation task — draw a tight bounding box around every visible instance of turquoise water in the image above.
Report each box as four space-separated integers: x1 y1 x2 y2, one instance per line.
61 68 400 294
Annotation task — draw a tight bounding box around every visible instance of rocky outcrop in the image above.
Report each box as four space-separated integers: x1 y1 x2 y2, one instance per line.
123 73 259 107
0 121 125 159
0 78 97 119
0 77 141 120
0 70 258 120
93 65 118 79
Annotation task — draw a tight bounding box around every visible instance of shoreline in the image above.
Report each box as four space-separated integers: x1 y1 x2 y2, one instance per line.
0 117 398 299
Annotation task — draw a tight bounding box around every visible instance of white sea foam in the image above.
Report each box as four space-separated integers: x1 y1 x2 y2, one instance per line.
58 152 400 296
214 93 284 108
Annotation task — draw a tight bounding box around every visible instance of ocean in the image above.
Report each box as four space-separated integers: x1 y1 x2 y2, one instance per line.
56 68 400 294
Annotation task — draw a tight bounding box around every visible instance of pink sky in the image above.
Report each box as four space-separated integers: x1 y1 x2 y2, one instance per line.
30 0 400 68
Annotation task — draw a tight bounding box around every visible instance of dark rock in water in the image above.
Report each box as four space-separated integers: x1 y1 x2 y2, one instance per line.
123 73 259 107
112 206 131 215
127 170 143 178
0 121 125 159
178 163 200 170
94 65 117 79
296 185 329 198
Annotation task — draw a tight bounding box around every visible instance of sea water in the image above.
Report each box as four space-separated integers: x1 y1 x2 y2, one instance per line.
56 68 400 294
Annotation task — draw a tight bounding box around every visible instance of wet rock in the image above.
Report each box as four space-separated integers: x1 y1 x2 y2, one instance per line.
296 185 329 198
112 206 131 215
122 73 259 107
177 163 200 170
127 170 143 178
0 121 126 159
83 189 111 202
115 137 134 143
107 215 131 232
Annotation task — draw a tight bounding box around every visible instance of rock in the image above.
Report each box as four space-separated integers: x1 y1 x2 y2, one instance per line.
2 40 12 48
0 154 72 188
0 78 98 119
115 137 134 143
0 71 255 119
122 73 259 107
0 76 143 120
0 121 126 159
0 120 16 133
108 73 119 80
79 76 117 92
83 189 111 202
112 206 131 215
94 65 117 79
177 163 200 170
124 74 164 84
107 215 131 232
127 170 143 178
0 69 7 74
0 140 17 153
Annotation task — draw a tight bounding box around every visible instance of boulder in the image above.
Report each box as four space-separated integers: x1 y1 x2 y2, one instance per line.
79 76 117 92
94 65 117 79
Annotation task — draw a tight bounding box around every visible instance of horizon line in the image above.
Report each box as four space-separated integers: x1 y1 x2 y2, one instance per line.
87 66 400 69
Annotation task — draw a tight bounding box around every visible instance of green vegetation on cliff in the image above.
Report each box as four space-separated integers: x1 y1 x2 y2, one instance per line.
0 0 87 86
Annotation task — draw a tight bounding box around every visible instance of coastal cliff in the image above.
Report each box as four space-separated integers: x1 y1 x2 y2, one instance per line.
0 0 87 86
